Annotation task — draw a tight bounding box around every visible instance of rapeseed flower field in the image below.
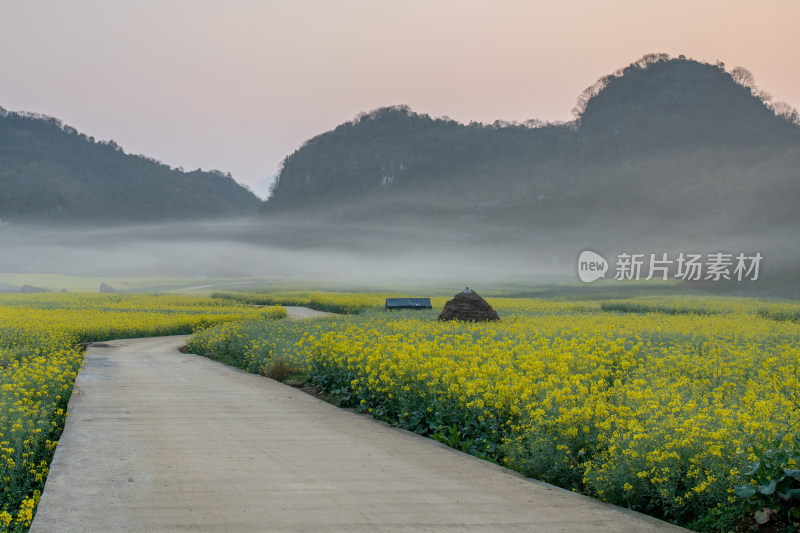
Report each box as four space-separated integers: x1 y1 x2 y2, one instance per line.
4 288 799 531
210 290 401 314
0 293 283 532
188 293 800 530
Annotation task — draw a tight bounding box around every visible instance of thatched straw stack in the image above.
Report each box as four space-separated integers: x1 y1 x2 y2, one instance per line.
437 287 499 322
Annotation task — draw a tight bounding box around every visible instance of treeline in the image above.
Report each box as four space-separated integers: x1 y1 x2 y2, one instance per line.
0 109 262 223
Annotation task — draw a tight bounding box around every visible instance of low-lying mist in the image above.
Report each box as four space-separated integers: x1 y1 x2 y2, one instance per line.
1 216 796 297
0 219 567 286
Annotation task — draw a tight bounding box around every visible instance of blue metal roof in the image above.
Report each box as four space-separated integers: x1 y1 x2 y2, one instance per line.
385 298 432 309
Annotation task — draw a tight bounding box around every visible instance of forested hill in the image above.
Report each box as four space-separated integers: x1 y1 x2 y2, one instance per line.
0 109 262 223
262 55 800 241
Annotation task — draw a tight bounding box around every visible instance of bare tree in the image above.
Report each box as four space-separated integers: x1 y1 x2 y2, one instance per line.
635 53 670 68
755 89 773 103
771 101 800 125
573 75 615 118
730 66 755 88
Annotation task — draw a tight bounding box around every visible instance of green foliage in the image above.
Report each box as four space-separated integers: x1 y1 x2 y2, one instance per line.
600 301 718 316
685 504 743 533
760 309 800 324
736 433 800 527
185 316 330 373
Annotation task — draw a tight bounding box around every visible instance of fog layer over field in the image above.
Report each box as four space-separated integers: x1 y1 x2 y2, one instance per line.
1 218 795 296
0 220 569 285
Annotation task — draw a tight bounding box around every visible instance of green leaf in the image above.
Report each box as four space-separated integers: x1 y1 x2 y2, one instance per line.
735 485 757 498
759 479 778 496
431 431 447 444
784 468 800 478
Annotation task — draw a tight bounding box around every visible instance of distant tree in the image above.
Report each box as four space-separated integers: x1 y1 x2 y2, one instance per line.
574 75 614 118
730 66 755 89
634 53 671 69
351 111 368 124
755 89 773 103
491 119 517 129
771 101 800 125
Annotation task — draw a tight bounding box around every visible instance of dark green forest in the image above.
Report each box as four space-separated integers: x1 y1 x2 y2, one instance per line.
264 54 800 249
0 110 262 223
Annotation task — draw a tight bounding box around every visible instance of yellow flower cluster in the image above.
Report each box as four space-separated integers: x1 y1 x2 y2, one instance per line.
293 294 800 524
0 292 284 531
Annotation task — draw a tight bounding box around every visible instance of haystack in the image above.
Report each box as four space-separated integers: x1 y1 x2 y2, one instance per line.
438 287 499 322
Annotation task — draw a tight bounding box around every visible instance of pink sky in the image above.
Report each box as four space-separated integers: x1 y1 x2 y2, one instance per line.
1 0 798 198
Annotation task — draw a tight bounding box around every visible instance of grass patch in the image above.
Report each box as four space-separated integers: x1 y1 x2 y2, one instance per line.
259 359 301 381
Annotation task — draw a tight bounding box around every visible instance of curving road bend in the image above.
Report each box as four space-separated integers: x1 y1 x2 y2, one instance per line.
31 320 686 532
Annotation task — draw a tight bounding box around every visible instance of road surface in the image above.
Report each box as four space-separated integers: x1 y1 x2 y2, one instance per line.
283 306 336 319
32 328 686 532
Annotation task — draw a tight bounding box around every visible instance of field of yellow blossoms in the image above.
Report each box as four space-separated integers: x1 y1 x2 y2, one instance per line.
189 292 800 530
4 286 800 531
0 292 283 532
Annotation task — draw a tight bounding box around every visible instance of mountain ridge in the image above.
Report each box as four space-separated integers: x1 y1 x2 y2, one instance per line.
261 54 800 251
0 108 262 223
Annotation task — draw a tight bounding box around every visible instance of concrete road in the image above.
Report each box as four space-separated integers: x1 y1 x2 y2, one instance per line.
283 306 336 320
32 335 687 533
